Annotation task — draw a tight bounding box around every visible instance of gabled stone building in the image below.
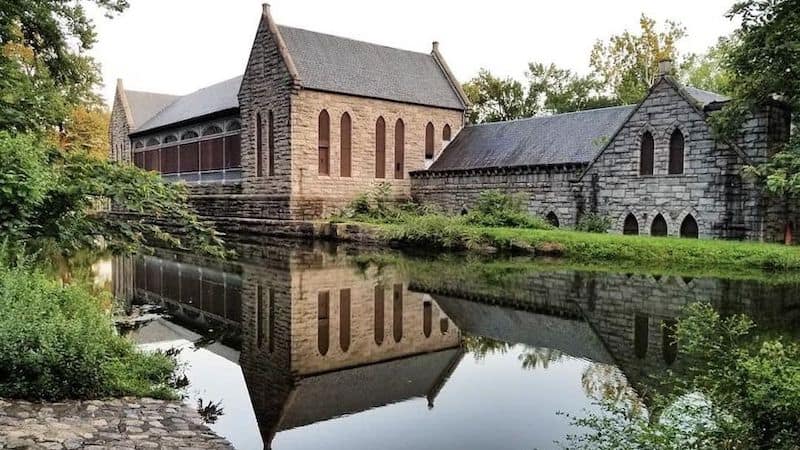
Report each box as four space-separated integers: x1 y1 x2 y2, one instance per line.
110 4 468 220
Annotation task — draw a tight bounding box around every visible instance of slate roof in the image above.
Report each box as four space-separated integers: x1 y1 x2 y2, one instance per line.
429 105 635 171
278 25 465 110
124 90 180 130
683 85 730 109
132 75 243 134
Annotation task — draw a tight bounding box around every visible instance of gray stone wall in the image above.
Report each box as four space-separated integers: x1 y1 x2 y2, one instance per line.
109 86 132 165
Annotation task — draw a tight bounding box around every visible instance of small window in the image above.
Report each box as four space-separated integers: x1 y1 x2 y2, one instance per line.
423 301 432 338
268 111 275 176
163 135 178 144
181 131 198 140
202 125 223 136
318 110 330 175
226 121 242 132
145 137 160 147
440 318 449 334
680 214 698 238
340 112 352 177
640 131 654 175
651 214 668 236
375 117 386 179
318 291 330 356
443 124 452 141
623 214 639 235
374 285 384 346
394 119 405 179
668 129 684 174
634 313 649 359
546 212 559 228
340 289 351 352
393 283 403 343
425 122 435 159
256 113 263 177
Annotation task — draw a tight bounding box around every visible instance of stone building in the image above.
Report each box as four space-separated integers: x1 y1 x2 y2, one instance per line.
109 4 467 220
411 63 793 241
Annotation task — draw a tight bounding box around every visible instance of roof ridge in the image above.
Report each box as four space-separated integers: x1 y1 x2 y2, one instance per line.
124 89 180 98
277 24 434 58
466 104 635 128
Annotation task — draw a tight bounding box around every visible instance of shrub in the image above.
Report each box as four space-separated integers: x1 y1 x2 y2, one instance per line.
575 213 613 233
0 264 177 400
463 191 552 229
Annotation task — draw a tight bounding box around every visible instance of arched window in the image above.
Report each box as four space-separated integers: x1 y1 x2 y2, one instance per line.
425 122 435 160
546 212 559 228
393 284 403 343
423 301 432 338
133 141 144 149
268 111 275 176
442 124 452 142
651 214 668 236
394 119 405 179
317 291 330 356
181 131 198 140
640 131 654 175
623 214 639 235
668 129 684 174
374 285 384 345
318 110 330 175
163 135 178 144
340 112 352 177
375 117 386 179
440 318 449 334
202 125 223 136
146 137 160 147
662 319 678 365
256 113 263 177
256 285 264 348
340 289 351 352
634 313 649 359
226 121 242 132
680 214 698 238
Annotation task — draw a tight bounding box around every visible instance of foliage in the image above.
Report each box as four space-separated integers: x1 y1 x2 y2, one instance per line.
0 132 225 258
590 14 688 104
526 62 619 114
0 0 128 132
681 37 734 96
58 105 111 159
462 69 538 123
0 261 177 400
575 212 613 233
462 191 552 229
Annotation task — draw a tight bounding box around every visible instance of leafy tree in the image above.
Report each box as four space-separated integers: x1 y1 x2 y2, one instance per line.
527 62 619 114
590 14 688 104
681 37 735 96
463 69 538 123
58 105 111 159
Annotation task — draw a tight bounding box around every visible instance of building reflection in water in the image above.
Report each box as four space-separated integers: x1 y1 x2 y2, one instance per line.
110 242 800 450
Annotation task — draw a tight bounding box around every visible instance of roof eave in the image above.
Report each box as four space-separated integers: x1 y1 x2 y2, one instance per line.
129 107 240 138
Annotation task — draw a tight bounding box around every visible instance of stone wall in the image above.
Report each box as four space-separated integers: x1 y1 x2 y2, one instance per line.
411 164 583 227
109 85 132 165
291 89 464 217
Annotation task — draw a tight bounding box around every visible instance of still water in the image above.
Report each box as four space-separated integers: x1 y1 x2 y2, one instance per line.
102 240 800 450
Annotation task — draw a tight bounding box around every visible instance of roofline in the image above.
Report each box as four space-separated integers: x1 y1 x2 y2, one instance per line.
115 79 135 129
263 4 302 89
302 86 466 112
463 104 636 129
431 42 470 109
128 107 240 138
411 161 588 177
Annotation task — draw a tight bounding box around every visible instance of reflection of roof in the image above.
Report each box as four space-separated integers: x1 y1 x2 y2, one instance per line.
433 295 614 364
129 318 240 364
277 348 463 431
429 106 635 170
124 90 180 129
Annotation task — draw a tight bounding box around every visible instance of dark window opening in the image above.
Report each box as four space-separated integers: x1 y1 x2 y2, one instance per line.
640 131 654 175
202 125 223 136
340 112 352 177
442 124 452 141
651 214 668 236
318 110 330 175
425 122 435 159
634 313 649 359
256 113 263 177
374 285 384 345
268 111 275 176
375 117 386 179
680 214 698 238
393 283 403 343
317 291 330 356
394 119 405 179
623 214 639 235
669 129 685 174
340 289 351 352
546 212 559 228
423 301 432 338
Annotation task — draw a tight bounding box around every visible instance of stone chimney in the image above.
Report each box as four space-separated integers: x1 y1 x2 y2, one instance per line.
432 41 439 53
658 59 673 77
262 2 270 15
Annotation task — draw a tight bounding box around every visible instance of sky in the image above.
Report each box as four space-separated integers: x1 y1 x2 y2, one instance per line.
89 0 740 106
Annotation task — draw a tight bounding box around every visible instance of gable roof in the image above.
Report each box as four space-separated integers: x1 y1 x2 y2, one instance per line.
277 25 465 110
683 86 730 109
131 75 243 135
429 105 635 171
123 90 180 130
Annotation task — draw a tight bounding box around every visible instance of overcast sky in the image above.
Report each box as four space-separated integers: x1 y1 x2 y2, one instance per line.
89 0 739 106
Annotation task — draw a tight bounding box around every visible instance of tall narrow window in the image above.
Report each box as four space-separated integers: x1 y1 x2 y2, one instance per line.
669 129 684 174
651 214 668 236
393 283 403 343
268 288 275 353
425 122 435 160
680 214 698 238
634 313 649 359
256 285 264 348
423 301 432 338
394 119 405 179
256 113 263 177
623 214 639 235
375 117 386 178
374 285 384 345
442 124 452 142
317 291 330 356
340 289 351 352
640 131 654 175
268 111 275 176
546 212 559 228
440 318 449 334
340 112 352 177
318 110 330 175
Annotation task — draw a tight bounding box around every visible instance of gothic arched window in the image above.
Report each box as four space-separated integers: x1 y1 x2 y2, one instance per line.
640 131 654 175
668 129 685 174
623 214 639 235
680 214 698 238
340 112 352 177
425 122 435 160
394 119 405 179
375 117 386 179
546 212 560 228
651 214 668 236
318 110 330 175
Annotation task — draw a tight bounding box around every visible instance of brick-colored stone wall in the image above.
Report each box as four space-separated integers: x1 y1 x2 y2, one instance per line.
291 90 464 217
109 87 132 165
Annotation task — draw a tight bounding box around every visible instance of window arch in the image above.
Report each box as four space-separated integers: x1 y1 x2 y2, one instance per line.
442 124 452 142
623 214 639 235
440 318 449 334
651 214 668 236
425 122 435 160
145 137 160 147
202 125 223 136
133 141 144 149
394 119 405 179
340 112 352 177
163 135 178 144
375 117 386 179
318 110 330 175
640 131 654 175
317 291 330 356
668 129 684 174
546 212 559 228
680 214 698 238
181 131 198 140
226 121 242 132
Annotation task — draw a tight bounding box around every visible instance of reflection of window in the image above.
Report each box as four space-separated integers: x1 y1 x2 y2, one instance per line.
374 285 384 345
423 301 432 338
257 285 264 348
318 291 330 355
440 318 449 334
340 289 351 352
623 214 639 235
442 124 452 141
634 313 649 359
393 284 403 343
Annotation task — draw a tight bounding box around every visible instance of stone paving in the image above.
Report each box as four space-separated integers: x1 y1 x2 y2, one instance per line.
0 397 233 449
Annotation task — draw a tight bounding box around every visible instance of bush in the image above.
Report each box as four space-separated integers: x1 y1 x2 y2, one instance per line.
0 263 177 400
463 191 552 229
575 213 613 233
